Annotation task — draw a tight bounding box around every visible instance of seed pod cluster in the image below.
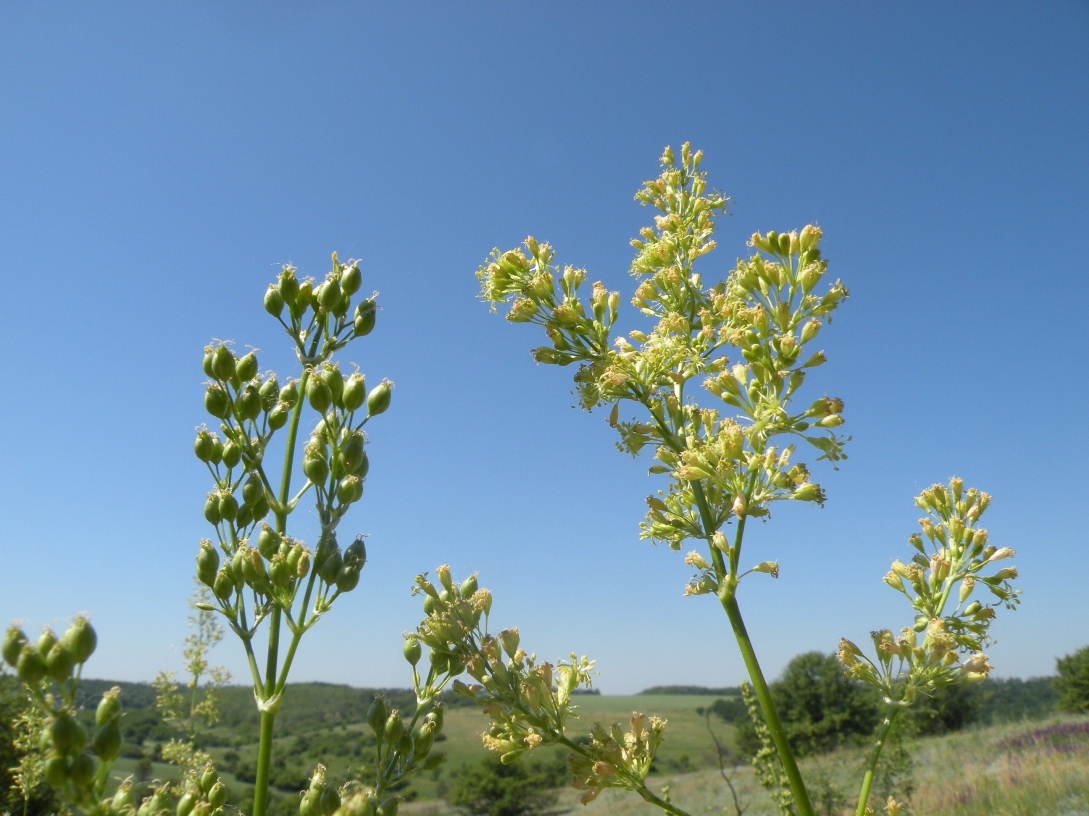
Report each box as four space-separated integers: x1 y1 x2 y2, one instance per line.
364 694 446 790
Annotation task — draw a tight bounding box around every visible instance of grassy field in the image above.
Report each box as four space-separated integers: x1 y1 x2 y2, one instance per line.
399 714 1089 816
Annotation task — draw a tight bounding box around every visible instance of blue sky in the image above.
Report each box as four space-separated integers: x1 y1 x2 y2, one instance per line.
1 3 1086 695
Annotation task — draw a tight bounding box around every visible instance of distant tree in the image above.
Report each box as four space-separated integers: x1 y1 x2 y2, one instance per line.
906 681 982 735
1055 645 1089 713
735 652 879 758
449 755 567 816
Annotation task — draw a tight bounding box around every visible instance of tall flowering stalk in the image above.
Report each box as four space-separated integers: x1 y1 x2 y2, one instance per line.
475 145 1018 816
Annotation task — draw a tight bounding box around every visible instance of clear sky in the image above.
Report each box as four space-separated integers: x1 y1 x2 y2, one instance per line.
1 3 1086 695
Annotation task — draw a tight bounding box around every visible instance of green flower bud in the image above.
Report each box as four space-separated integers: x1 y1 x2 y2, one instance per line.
208 781 227 809
335 565 360 593
459 575 478 597
264 286 285 317
43 754 68 786
318 279 341 312
2 628 27 668
194 429 217 462
341 264 361 296
204 385 231 419
213 570 234 602
197 541 220 587
344 537 366 569
222 442 241 468
46 641 75 682
36 629 57 659
92 719 121 761
320 364 345 408
367 696 389 737
61 617 96 664
307 377 332 414
366 381 392 417
354 299 376 336
51 710 87 755
211 345 236 381
403 637 421 666
202 349 216 378
279 267 300 303
269 402 289 430
217 492 238 522
200 765 218 793
342 373 366 412
384 711 403 744
238 384 262 420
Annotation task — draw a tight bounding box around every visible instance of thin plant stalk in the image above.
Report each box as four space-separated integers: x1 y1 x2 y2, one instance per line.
855 706 902 816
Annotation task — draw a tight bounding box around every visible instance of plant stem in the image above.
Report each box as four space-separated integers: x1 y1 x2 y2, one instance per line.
252 369 311 816
855 706 902 816
719 592 815 816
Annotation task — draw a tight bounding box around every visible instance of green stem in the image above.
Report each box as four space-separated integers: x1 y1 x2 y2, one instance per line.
253 369 311 816
719 592 814 816
855 706 902 816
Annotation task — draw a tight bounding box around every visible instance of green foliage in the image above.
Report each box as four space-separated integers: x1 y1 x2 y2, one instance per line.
1055 645 1089 713
449 755 567 816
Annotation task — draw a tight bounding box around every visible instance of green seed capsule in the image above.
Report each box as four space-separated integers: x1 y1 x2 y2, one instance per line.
428 650 448 673
299 793 318 816
204 385 231 419
307 378 332 414
269 555 291 589
194 429 216 462
320 364 344 408
211 345 236 381
46 642 75 682
213 570 235 602
366 381 392 416
279 268 300 304
384 711 403 744
51 710 87 755
460 575 478 597
280 380 299 406
177 793 197 816
208 781 227 809
236 352 258 383
303 454 329 485
264 286 284 317
256 524 280 559
376 798 398 816
297 280 314 309
203 493 222 525
355 450 370 480
242 476 263 506
221 442 240 468
296 549 310 577
43 754 68 786
235 501 253 530
36 629 57 659
319 786 340 816
259 375 279 406
341 373 366 412
96 689 122 726
422 595 435 615
335 565 359 593
367 696 389 737
341 264 362 296
92 719 121 761
217 492 238 522
202 349 216 378
354 299 376 337
69 752 96 787
237 384 262 420
61 617 97 664
403 637 421 666
413 721 436 757
268 402 289 430
197 541 220 587
421 751 445 771
2 627 28 668
318 280 341 312
341 433 365 471
318 549 342 585
344 537 366 569
336 475 362 504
